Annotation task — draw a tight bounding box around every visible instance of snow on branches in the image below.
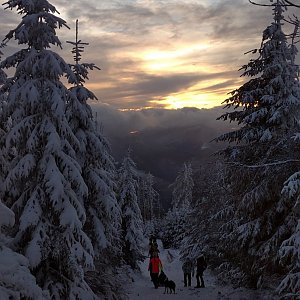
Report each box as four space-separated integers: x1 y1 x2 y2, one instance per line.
0 1 97 299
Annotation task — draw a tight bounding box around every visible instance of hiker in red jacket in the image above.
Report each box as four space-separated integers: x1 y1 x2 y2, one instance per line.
148 252 163 288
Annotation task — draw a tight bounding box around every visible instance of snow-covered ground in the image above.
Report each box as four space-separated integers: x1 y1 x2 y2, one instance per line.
128 241 278 300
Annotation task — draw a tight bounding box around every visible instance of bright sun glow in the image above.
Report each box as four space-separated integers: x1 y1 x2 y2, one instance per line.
151 92 224 110
143 44 210 61
140 43 213 74
146 76 239 109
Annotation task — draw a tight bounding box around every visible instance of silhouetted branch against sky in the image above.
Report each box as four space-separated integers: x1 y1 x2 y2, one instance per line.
249 0 300 7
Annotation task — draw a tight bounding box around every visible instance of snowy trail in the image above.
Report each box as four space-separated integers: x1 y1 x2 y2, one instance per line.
128 241 278 300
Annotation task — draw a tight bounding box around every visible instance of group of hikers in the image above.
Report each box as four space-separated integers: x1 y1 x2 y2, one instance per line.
182 255 207 288
147 236 207 289
148 236 162 289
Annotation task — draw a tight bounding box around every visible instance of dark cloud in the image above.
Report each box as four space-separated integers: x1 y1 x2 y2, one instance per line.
197 79 239 94
92 103 232 162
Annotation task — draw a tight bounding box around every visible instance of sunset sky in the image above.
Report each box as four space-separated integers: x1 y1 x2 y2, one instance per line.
0 0 299 110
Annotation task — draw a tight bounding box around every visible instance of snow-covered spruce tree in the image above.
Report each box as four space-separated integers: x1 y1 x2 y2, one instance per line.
137 175 147 219
139 173 153 222
161 207 189 249
0 1 97 298
138 174 153 235
0 199 45 299
118 150 144 269
66 21 125 299
138 172 161 235
0 48 8 190
215 0 300 290
276 9 300 298
145 173 161 221
277 219 300 297
170 162 194 209
279 125 300 295
180 162 232 260
161 162 194 249
179 161 251 287
218 0 300 144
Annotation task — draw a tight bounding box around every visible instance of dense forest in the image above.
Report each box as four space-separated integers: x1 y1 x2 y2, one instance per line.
0 0 299 299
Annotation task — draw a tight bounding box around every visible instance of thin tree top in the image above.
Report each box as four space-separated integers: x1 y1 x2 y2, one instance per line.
66 20 100 86
66 20 89 65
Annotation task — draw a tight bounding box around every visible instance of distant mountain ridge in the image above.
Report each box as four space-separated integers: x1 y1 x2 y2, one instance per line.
94 105 234 208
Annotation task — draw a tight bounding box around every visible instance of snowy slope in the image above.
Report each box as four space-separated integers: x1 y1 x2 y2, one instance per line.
128 241 278 300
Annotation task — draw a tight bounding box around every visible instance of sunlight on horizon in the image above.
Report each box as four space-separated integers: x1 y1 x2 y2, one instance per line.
150 93 224 110
83 36 248 110
132 44 237 109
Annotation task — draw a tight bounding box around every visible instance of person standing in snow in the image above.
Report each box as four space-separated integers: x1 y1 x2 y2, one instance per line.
195 254 207 288
182 257 194 287
148 252 163 288
148 236 159 258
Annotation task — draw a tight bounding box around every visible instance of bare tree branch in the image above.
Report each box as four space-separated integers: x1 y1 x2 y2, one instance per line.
249 0 273 7
249 0 300 7
285 0 300 7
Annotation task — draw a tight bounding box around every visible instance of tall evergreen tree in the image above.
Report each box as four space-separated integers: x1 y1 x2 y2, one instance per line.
139 173 160 221
161 162 194 249
161 207 189 249
138 172 161 236
66 20 124 299
0 48 7 190
0 1 96 298
118 150 144 269
215 0 300 293
67 18 121 264
170 162 194 209
180 162 232 262
218 1 300 144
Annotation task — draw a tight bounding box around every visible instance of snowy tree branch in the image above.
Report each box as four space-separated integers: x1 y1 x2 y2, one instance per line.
227 159 300 168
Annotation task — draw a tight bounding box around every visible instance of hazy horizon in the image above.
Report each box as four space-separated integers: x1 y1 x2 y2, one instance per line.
93 104 233 207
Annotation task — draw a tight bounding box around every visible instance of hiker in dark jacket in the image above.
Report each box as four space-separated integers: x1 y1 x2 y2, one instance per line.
182 257 194 287
148 237 159 258
195 255 207 288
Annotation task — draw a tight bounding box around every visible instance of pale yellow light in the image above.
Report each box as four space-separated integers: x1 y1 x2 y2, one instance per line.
150 92 223 110
145 61 180 71
140 43 213 73
143 44 210 61
147 74 240 109
142 61 216 73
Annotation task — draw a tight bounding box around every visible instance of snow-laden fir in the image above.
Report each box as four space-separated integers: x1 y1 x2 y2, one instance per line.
0 0 299 299
118 150 145 270
66 20 125 299
138 172 161 228
161 162 194 249
209 0 300 297
170 162 194 209
0 0 113 298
